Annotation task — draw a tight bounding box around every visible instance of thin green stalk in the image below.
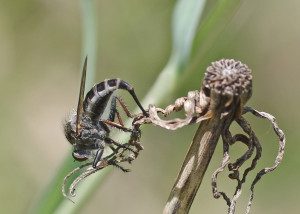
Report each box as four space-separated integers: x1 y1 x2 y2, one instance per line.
176 0 245 94
80 0 97 91
143 0 207 106
32 0 97 213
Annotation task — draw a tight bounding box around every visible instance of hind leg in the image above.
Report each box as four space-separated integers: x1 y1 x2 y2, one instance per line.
104 96 134 132
108 96 124 124
92 147 104 168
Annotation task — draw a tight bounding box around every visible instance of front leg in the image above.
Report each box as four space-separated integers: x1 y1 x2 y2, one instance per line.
105 137 135 153
103 120 133 133
107 96 126 125
92 148 104 168
107 159 130 172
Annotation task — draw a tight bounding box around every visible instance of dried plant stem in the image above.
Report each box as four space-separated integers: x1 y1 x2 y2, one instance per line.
163 96 239 214
151 59 284 213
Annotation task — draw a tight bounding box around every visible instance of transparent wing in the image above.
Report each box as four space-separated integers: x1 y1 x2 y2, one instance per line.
76 56 88 136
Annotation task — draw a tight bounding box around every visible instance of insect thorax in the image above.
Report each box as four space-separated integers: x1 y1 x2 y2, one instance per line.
64 113 108 147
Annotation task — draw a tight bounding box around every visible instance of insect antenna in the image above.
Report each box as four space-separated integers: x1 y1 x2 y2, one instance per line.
76 56 88 136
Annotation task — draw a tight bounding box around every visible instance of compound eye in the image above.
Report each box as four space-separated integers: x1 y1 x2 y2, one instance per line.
72 150 89 161
64 121 76 145
202 86 210 97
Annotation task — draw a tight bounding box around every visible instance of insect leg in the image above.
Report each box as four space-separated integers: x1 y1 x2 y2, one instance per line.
105 137 135 153
116 97 133 118
107 96 125 127
92 148 104 168
103 143 131 173
108 159 130 172
103 120 132 132
108 96 117 122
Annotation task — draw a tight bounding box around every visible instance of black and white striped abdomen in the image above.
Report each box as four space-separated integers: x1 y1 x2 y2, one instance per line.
83 78 133 120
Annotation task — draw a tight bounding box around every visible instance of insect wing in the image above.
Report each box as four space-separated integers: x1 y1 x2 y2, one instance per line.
76 56 88 136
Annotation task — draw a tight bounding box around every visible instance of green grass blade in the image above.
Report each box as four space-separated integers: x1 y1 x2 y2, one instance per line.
192 0 244 60
80 0 97 91
171 0 207 71
143 0 207 106
32 0 98 213
32 157 76 213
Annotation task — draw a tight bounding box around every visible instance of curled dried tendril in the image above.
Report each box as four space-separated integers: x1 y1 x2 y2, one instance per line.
135 59 286 214
212 108 285 214
135 59 252 130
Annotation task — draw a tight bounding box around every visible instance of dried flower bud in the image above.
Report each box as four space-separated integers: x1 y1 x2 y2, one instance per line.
203 59 252 103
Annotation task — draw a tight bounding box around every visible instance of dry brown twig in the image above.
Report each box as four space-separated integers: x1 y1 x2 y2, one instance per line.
135 59 286 214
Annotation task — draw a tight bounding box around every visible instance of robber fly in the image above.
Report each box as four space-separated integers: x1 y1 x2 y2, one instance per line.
64 57 148 170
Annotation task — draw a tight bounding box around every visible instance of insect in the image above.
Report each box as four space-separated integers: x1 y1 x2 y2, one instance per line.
64 57 148 170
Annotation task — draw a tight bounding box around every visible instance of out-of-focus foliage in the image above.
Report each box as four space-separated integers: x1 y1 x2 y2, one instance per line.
0 0 299 213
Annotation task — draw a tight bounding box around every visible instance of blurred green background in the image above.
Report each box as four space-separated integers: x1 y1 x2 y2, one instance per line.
0 0 298 213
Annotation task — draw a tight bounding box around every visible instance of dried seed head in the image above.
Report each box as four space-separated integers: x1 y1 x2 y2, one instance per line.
204 59 252 99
